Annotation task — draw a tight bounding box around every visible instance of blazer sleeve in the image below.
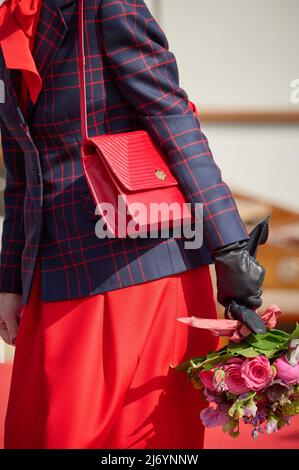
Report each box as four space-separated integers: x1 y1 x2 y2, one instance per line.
0 120 25 294
98 0 249 250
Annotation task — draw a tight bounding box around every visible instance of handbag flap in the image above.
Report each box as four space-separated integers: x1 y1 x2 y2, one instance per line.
87 130 178 192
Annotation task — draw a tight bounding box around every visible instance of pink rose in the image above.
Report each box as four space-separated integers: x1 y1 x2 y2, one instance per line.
224 358 250 395
260 305 282 330
199 370 216 391
274 356 299 385
241 356 273 391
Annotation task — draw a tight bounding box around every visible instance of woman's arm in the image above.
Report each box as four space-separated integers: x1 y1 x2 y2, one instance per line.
98 0 249 250
0 119 26 294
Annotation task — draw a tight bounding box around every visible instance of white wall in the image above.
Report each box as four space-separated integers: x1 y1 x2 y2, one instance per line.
146 0 299 211
145 0 153 11
205 124 299 211
156 0 299 110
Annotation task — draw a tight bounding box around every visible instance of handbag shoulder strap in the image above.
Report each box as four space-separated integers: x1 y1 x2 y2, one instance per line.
78 0 88 143
78 0 199 143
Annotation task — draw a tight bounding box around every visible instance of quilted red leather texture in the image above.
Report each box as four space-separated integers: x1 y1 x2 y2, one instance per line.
82 133 193 236
84 99 199 194
88 131 178 192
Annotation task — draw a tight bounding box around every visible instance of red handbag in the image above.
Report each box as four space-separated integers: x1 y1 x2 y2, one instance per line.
78 0 198 237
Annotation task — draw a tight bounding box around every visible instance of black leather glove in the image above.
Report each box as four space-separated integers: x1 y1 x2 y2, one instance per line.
213 240 265 310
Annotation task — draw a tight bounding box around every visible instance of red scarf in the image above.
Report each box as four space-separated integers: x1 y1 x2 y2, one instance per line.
0 0 42 113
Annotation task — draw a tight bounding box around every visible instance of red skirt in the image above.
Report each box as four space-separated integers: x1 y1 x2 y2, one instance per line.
4 263 218 449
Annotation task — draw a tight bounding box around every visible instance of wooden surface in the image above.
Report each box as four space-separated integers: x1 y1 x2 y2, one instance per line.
235 192 299 320
199 109 299 124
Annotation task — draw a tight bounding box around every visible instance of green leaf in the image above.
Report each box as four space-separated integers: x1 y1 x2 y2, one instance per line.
176 328 293 373
228 401 244 419
225 392 236 401
247 330 290 351
226 342 243 355
228 393 256 419
206 347 228 359
175 360 191 372
290 323 299 339
200 354 231 370
237 347 260 358
226 342 259 358
254 348 278 358
176 348 231 372
226 341 257 356
223 418 240 438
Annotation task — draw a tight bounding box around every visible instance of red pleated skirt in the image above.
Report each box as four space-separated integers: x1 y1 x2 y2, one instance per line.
4 263 218 449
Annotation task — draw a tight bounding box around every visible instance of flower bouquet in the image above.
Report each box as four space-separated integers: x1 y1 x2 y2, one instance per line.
176 305 299 439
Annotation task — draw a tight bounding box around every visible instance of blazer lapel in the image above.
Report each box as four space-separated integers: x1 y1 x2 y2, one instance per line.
0 0 75 129
26 0 75 119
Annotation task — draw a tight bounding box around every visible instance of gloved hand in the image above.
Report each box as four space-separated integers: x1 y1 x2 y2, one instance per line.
213 240 265 310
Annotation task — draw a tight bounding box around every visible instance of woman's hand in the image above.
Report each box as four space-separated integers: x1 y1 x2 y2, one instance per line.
0 293 23 345
213 240 265 309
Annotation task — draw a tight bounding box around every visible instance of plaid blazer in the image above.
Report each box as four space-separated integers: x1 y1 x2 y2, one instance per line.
0 0 248 304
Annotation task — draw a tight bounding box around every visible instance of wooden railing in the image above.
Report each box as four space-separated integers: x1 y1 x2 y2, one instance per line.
198 109 299 125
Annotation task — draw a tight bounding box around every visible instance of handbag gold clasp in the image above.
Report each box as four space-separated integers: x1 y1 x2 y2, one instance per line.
155 169 167 181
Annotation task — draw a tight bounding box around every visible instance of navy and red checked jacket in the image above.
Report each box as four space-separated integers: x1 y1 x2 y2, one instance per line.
0 0 248 304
